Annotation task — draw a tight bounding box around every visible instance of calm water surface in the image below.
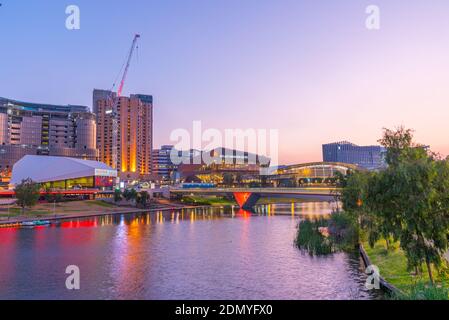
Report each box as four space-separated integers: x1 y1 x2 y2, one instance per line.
0 202 383 300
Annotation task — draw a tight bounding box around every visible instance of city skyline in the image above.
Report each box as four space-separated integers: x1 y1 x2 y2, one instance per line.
2 1 449 304
1 1 449 164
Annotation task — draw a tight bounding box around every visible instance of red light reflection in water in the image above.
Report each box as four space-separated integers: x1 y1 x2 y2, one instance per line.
233 192 252 208
0 227 18 287
0 226 20 231
234 209 252 219
60 220 98 228
0 227 18 243
54 219 101 247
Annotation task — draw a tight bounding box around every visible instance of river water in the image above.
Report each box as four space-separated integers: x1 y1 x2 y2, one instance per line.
0 202 383 300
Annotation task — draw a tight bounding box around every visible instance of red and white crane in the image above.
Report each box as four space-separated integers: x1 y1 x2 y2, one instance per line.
108 34 140 170
116 34 140 98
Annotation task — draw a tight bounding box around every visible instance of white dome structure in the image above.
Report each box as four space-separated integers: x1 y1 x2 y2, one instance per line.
11 155 117 189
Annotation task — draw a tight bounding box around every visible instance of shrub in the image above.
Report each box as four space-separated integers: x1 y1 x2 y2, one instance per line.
295 219 333 256
295 212 359 256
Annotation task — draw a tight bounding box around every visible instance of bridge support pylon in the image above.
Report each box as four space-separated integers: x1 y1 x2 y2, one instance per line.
233 192 261 210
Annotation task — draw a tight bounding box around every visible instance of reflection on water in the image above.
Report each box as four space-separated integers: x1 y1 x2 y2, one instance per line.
254 201 336 218
0 202 383 300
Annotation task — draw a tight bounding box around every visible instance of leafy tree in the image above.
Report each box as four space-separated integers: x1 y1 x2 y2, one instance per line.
339 170 381 243
341 171 368 213
371 127 449 284
136 191 150 208
364 173 395 249
391 157 449 284
114 189 122 203
337 127 449 286
337 169 391 248
378 126 428 167
333 170 352 213
334 170 352 189
14 178 41 213
123 188 137 202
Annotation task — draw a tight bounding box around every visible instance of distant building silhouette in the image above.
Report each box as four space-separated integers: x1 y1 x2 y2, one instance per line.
322 141 386 170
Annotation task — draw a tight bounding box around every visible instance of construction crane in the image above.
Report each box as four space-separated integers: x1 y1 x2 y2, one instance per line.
108 34 140 170
117 34 140 98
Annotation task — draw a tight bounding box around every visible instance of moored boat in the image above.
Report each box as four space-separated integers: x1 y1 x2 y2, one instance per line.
20 220 52 227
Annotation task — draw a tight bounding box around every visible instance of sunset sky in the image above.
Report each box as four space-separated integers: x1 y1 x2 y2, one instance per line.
1 0 448 164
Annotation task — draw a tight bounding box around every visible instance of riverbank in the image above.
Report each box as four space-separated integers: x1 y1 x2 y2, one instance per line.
0 200 211 226
361 239 449 298
359 243 400 296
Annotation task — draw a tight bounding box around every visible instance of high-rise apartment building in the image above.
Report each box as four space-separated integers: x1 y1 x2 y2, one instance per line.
94 89 153 179
0 97 97 187
322 141 386 170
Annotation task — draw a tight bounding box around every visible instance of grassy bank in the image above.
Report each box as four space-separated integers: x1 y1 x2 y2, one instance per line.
362 239 449 297
362 239 421 292
295 211 449 299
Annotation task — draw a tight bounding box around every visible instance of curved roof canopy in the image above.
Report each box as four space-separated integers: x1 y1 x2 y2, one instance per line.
11 155 117 184
274 162 361 178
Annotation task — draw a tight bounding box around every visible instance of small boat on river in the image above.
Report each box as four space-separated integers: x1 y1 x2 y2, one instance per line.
20 220 52 227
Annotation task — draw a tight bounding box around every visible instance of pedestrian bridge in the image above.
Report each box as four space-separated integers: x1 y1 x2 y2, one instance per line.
170 187 338 210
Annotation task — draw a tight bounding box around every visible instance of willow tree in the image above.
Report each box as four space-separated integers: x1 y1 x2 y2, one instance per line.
364 170 401 249
340 171 368 214
392 157 449 283
374 127 449 284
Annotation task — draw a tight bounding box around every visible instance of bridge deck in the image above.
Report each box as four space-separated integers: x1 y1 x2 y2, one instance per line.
171 188 339 210
171 187 339 196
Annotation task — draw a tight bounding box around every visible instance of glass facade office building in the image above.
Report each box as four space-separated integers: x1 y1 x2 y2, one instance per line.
152 145 177 182
322 141 386 170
